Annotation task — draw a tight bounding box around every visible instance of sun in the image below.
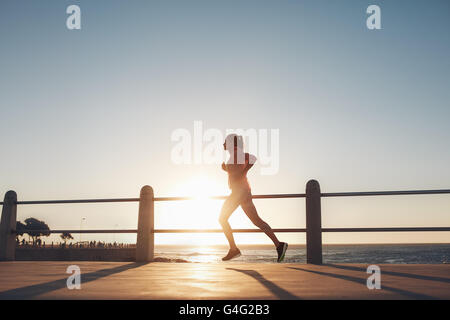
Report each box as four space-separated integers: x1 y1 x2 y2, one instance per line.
156 175 228 246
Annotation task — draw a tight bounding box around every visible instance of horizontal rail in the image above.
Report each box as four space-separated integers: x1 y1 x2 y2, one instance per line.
14 229 139 234
13 198 140 205
2 189 449 206
322 227 450 232
9 193 306 205
152 227 450 233
155 193 306 201
156 228 305 233
322 189 450 197
11 227 450 234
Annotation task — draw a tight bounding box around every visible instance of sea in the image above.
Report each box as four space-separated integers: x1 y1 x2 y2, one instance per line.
154 243 450 264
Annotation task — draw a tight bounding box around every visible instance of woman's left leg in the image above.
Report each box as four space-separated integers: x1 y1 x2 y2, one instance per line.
241 195 280 248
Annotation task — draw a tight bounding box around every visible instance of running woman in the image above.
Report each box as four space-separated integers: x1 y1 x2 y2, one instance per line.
219 134 288 262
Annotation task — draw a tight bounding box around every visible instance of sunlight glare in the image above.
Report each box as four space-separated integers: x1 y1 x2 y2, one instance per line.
166 175 227 245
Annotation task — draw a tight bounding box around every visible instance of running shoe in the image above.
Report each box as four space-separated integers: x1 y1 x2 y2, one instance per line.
277 242 288 262
222 248 241 261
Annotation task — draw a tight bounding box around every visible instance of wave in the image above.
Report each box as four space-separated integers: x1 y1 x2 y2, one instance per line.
153 257 190 263
185 252 208 256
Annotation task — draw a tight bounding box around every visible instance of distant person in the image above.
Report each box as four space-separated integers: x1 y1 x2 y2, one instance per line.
219 134 288 262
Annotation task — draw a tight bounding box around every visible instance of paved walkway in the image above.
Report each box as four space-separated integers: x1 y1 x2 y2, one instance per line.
0 262 448 299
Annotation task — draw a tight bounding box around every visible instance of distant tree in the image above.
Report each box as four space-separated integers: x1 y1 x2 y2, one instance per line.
60 232 74 244
16 221 27 241
24 218 50 245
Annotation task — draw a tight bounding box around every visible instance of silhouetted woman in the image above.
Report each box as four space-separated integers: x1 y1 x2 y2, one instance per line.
219 134 288 262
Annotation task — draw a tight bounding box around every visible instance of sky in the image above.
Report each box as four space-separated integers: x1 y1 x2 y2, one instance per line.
0 0 449 245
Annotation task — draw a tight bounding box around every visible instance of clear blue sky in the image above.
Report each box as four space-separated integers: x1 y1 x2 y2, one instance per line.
1 0 449 244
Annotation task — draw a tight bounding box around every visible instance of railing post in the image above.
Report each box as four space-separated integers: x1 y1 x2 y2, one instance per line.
0 191 18 261
306 180 322 264
136 185 154 262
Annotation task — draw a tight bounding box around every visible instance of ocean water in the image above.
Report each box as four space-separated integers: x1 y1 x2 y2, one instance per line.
154 244 450 264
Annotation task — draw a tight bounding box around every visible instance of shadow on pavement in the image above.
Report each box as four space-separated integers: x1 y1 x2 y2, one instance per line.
326 264 450 283
0 262 148 299
226 267 299 300
287 266 438 300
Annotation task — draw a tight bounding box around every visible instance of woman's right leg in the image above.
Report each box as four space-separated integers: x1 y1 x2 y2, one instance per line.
241 197 280 248
219 193 241 250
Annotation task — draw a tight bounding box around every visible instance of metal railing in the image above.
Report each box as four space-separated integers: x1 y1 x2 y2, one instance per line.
1 180 449 263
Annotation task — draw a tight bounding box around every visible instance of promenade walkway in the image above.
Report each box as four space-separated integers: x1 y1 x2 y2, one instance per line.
0 262 448 299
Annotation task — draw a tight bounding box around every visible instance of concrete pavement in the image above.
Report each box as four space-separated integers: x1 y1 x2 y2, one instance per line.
0 262 448 299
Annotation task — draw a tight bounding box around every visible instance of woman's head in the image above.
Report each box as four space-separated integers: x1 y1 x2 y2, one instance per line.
223 134 243 151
